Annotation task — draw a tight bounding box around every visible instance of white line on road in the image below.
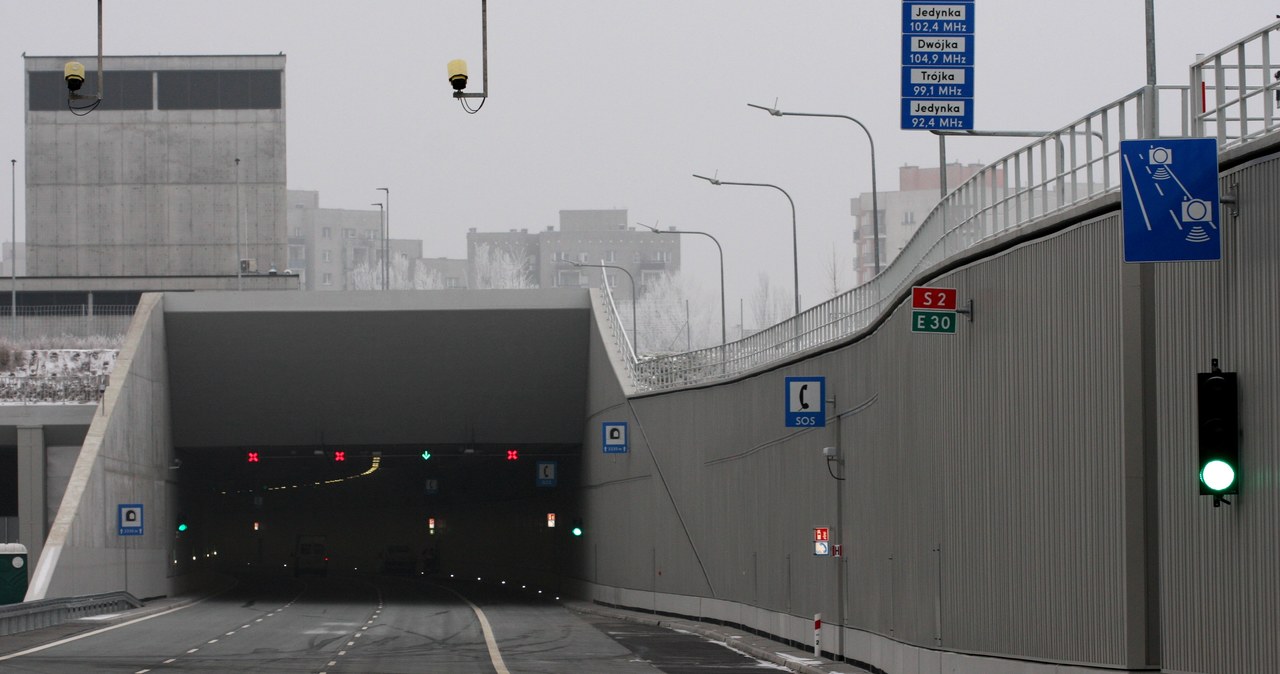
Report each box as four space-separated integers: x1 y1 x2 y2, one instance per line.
437 585 512 674
0 599 205 662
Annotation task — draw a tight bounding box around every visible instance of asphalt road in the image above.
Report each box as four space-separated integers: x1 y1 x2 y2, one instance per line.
0 572 794 673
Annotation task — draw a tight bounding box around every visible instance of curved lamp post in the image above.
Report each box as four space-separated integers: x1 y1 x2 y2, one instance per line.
692 174 799 317
638 222 725 347
370 203 384 289
568 260 638 355
747 103 881 276
377 187 390 289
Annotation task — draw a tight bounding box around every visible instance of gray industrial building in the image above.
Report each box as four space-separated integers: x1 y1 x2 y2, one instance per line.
287 190 429 291
851 163 985 285
23 55 287 279
466 209 680 290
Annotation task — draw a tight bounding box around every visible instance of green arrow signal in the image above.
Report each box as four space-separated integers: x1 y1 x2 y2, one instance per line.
421 450 432 461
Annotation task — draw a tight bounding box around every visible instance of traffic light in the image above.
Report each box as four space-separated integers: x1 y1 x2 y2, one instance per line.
507 449 519 461
333 450 346 462
571 518 584 537
247 451 259 463
177 515 189 532
1197 362 1239 501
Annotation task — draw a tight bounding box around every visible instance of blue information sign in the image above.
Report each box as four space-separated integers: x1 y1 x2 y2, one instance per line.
901 66 973 98
902 0 974 131
536 461 558 487
785 376 826 428
603 422 629 454
901 98 974 130
118 504 143 536
902 1 975 33
901 34 974 66
1120 139 1222 262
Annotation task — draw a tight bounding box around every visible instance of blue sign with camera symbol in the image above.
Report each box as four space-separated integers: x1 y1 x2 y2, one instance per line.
1120 139 1221 262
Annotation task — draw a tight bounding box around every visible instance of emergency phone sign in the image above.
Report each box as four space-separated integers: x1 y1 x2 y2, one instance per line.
785 376 826 428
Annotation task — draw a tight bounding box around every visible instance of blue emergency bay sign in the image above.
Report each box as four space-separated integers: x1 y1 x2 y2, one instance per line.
1120 139 1221 262
603 422 629 454
118 504 143 536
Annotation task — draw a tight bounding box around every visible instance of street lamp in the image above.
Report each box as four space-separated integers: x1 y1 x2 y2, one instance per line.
567 260 638 355
747 102 881 276
234 158 242 291
371 203 384 290
693 173 799 317
9 159 15 320
637 222 725 347
377 187 390 290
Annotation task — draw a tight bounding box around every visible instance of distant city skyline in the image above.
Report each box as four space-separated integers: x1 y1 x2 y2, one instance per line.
3 1 1277 310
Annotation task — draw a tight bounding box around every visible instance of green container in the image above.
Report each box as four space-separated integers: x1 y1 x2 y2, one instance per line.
0 544 29 605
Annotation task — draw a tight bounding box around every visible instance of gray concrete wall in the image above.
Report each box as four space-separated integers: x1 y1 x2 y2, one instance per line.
25 294 174 600
576 147 1280 674
25 55 286 279
0 406 94 565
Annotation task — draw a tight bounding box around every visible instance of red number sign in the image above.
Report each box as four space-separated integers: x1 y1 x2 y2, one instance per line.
911 286 957 310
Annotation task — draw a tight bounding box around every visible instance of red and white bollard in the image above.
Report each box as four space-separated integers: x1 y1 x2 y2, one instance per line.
813 613 822 656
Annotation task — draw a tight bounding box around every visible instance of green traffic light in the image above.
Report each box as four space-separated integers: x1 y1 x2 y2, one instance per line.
571 526 583 537
177 523 188 532
1200 459 1237 493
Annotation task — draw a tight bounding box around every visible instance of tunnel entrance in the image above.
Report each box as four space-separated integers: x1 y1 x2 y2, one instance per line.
172 444 582 586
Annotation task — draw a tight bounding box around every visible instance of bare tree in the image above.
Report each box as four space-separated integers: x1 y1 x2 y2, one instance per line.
750 272 787 331
349 260 380 290
823 244 848 299
617 272 718 353
412 263 447 290
472 242 536 289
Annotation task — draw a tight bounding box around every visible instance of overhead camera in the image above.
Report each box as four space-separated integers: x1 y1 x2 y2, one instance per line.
447 59 468 91
1149 147 1173 165
64 61 85 92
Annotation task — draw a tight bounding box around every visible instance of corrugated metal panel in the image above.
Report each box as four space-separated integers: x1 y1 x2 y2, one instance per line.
1156 153 1280 674
580 152 1280 673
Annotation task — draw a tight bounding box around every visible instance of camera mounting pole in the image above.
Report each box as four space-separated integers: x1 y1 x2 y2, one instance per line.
454 0 488 101
96 0 103 101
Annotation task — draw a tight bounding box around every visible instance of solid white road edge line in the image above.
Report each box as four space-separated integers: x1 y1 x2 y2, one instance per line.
436 585 511 674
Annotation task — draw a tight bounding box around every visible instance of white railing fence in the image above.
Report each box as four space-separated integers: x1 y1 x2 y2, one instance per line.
1193 20 1280 149
605 21 1280 394
0 306 135 343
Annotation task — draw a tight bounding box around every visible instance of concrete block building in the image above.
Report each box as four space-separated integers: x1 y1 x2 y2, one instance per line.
24 55 287 278
466 209 680 291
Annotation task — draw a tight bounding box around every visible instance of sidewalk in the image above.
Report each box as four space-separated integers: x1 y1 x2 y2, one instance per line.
567 600 872 674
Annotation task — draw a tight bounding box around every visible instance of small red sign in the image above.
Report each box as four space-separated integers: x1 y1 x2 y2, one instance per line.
911 286 957 310
813 527 830 542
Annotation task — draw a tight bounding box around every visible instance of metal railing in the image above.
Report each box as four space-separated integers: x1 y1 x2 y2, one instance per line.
1192 20 1280 149
597 281 638 390
0 591 141 636
610 22 1280 393
0 305 136 342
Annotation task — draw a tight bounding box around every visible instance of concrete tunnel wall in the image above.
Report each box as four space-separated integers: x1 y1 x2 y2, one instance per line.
27 294 177 601
573 145 1280 674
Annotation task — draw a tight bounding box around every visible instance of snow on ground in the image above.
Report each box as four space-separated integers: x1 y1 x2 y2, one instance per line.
0 349 119 404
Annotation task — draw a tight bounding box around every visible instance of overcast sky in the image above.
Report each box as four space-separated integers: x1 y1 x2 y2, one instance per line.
2 1 1277 313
